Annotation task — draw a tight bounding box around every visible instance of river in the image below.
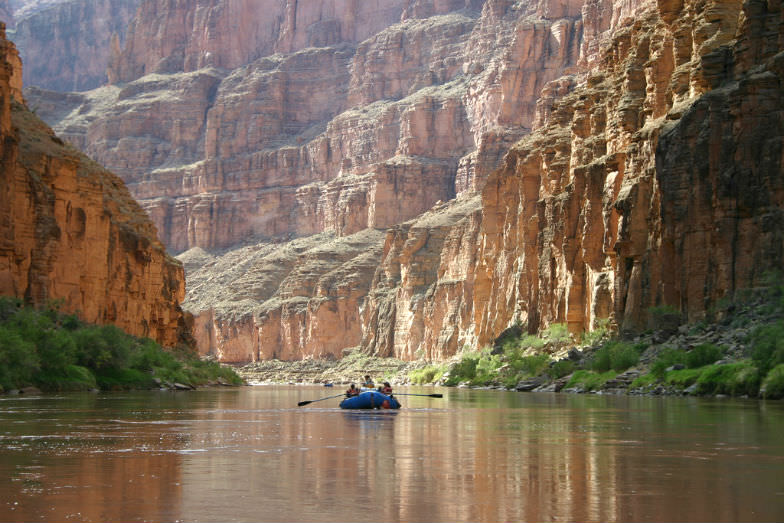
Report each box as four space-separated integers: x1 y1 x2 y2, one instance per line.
1 386 782 522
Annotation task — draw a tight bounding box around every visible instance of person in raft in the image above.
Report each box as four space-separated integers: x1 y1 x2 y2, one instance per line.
345 384 360 397
380 382 393 395
362 375 375 388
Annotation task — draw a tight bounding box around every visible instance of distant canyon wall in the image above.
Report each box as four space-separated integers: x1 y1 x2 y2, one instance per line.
3 0 142 91
0 23 187 347
22 0 784 362
30 0 582 253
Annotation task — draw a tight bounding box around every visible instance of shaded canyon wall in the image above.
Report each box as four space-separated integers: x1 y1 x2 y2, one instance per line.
3 0 142 91
0 23 187 347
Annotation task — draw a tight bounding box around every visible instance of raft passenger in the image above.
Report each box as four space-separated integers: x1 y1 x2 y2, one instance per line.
346 384 360 397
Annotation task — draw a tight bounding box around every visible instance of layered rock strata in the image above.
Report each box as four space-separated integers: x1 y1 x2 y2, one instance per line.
30 0 582 252
24 0 784 363
0 24 187 347
180 229 385 362
22 0 586 361
6 0 142 91
375 0 784 355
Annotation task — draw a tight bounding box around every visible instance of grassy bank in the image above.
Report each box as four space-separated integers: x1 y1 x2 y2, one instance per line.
0 297 243 393
408 284 784 399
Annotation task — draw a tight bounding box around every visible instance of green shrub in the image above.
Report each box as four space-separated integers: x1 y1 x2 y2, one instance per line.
501 373 523 389
130 338 179 372
472 350 503 385
187 359 244 385
750 321 784 375
542 323 570 344
494 323 525 353
0 296 23 323
761 364 784 399
592 341 641 372
409 365 445 385
73 326 113 369
517 354 550 376
696 361 761 397
444 353 480 386
665 368 703 388
651 347 687 378
630 373 658 388
0 297 242 391
518 334 545 351
37 329 77 375
565 370 616 391
0 326 39 389
95 367 156 390
548 359 576 379
581 318 610 346
38 364 97 391
686 343 723 369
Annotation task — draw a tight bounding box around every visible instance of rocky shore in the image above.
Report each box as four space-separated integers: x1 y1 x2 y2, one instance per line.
237 286 784 399
235 349 431 387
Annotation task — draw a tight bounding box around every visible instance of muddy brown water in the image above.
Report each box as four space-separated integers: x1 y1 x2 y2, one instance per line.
1 386 783 522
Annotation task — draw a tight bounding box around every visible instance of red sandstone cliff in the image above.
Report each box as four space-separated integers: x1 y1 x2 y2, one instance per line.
31 0 580 253
22 0 784 362
363 0 784 357
0 24 187 347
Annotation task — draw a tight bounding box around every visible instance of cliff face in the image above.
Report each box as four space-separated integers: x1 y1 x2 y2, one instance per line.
23 0 784 362
31 0 581 253
370 0 784 356
6 0 142 92
0 24 187 347
180 229 385 362
471 0 784 342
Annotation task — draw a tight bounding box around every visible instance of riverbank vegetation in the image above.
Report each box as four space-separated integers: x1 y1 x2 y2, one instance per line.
0 297 243 393
233 278 784 400
409 279 784 399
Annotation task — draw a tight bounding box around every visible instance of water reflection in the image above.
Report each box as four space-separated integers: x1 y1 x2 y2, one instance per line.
1 388 782 522
0 393 184 522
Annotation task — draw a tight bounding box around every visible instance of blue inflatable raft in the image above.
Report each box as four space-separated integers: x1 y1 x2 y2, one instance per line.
339 390 401 410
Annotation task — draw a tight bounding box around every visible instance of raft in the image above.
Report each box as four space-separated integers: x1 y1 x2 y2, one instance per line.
339 390 401 410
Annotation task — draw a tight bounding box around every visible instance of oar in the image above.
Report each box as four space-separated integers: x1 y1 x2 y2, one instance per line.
391 393 443 398
297 393 346 407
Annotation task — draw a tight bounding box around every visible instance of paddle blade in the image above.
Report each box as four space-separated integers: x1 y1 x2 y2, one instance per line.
429 393 443 398
297 400 312 407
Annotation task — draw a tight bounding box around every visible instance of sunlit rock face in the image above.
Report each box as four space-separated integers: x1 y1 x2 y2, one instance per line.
355 0 784 357
29 0 581 253
465 0 784 344
0 24 188 347
23 0 784 362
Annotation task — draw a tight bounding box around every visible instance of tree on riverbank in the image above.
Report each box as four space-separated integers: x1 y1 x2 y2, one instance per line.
0 297 243 392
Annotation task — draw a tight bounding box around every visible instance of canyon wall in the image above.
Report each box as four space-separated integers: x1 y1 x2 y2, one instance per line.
0 23 187 347
369 0 784 357
31 0 582 254
23 0 784 362
24 0 586 362
4 0 142 91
